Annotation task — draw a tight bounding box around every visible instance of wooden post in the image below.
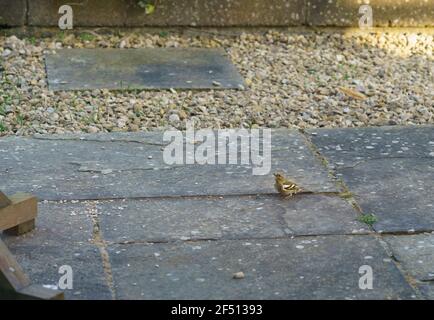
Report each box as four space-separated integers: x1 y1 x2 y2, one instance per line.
0 192 37 236
0 191 12 209
0 191 64 300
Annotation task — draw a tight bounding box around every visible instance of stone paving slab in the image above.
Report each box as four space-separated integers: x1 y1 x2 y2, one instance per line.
384 233 434 299
45 48 245 91
96 195 367 244
308 126 434 233
1 201 112 299
0 130 339 201
107 235 417 300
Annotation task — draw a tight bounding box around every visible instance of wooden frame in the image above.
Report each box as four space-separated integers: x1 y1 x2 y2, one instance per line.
0 191 64 300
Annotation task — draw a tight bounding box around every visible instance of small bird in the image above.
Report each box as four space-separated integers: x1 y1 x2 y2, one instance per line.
274 173 304 198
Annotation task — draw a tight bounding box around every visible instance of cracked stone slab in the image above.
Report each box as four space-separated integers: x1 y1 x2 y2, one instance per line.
0 130 338 201
96 194 367 244
384 233 434 299
308 126 434 233
107 235 416 299
1 201 112 300
45 48 245 91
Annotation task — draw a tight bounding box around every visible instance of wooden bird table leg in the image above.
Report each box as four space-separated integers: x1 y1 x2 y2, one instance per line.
0 191 37 236
0 191 64 299
0 239 64 299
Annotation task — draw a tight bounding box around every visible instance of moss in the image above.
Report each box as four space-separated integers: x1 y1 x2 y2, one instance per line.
357 214 378 226
339 191 354 199
79 32 95 42
0 121 7 132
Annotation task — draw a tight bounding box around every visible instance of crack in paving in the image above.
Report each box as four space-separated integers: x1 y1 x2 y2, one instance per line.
299 130 366 215
337 156 434 170
86 202 117 300
33 191 344 203
109 232 376 247
378 229 434 236
376 235 425 299
68 161 185 173
32 135 168 147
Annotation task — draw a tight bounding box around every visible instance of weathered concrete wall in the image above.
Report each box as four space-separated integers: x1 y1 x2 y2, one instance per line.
0 0 26 26
28 0 126 27
27 0 306 27
123 0 306 27
307 0 434 27
1 0 433 27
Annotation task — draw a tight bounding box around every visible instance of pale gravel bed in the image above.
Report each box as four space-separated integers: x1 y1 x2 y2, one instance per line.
0 29 433 136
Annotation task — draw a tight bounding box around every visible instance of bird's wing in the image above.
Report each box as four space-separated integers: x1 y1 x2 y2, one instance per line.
282 183 298 191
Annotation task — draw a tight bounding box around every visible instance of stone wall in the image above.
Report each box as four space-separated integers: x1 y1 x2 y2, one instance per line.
0 0 433 27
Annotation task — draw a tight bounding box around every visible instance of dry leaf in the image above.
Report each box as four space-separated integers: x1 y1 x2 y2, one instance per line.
145 4 155 15
338 87 367 100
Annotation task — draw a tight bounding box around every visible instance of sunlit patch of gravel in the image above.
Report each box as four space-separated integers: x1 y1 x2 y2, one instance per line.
0 29 432 136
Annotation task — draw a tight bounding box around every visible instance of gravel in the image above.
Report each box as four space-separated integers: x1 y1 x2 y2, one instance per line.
0 29 433 136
